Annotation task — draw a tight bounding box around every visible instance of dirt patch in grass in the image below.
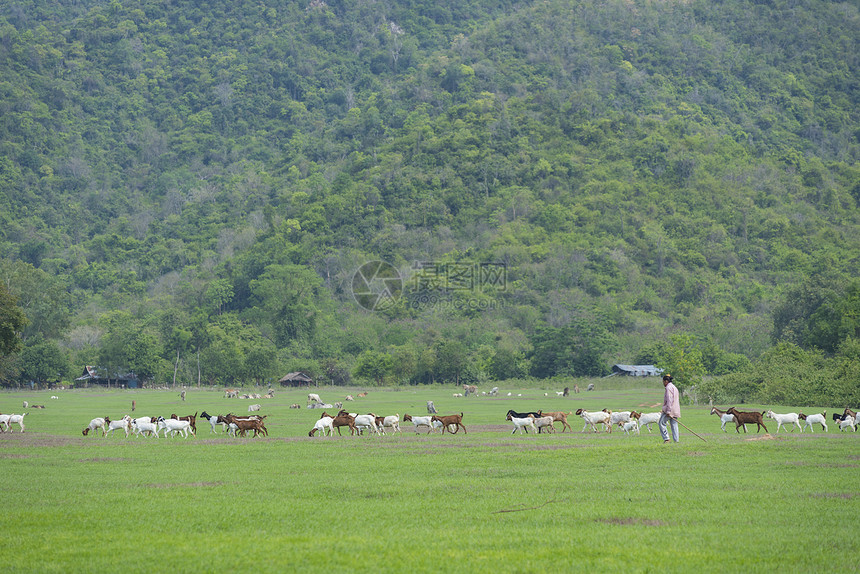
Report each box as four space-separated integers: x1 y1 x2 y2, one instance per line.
810 492 858 499
0 452 31 458
79 457 133 463
686 451 707 456
0 433 82 448
597 517 668 527
745 434 778 441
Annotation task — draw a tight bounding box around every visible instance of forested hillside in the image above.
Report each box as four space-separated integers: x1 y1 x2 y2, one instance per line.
0 0 858 403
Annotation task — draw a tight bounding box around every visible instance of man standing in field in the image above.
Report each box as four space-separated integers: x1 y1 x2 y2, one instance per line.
659 374 680 443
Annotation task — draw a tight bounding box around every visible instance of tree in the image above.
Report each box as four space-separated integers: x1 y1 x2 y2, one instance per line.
0 281 27 357
249 264 325 346
652 334 706 392
19 335 70 386
0 281 28 383
204 279 234 316
529 320 617 378
0 259 70 340
353 350 393 385
435 340 467 384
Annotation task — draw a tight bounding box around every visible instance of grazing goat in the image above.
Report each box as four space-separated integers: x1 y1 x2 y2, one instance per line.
507 413 537 434
309 416 334 437
839 415 856 432
104 415 132 438
725 407 768 433
709 407 739 432
765 410 802 433
82 417 107 437
248 404 262 412
630 411 662 433
539 411 572 432
432 413 467 434
798 411 828 433
576 409 610 433
307 393 322 406
426 401 437 414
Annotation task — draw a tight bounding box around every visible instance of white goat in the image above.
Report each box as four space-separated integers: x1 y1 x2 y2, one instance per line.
621 420 640 435
405 414 436 433
533 415 555 434
508 415 537 434
0 413 10 431
310 416 334 437
131 419 159 438
710 407 737 432
104 415 131 437
838 416 856 432
632 411 662 433
765 410 802 433
82 417 106 436
307 393 322 405
353 414 381 435
576 409 610 433
248 404 261 412
381 414 401 435
799 411 828 433
604 410 632 426
9 413 27 432
158 417 194 438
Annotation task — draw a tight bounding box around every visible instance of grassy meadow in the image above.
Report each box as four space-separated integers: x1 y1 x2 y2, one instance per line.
1 382 857 573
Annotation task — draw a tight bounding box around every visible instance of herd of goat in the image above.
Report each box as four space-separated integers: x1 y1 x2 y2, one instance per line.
1 393 857 437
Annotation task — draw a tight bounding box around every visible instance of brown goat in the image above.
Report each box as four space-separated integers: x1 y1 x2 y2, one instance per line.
539 411 572 432
324 410 356 435
726 407 768 433
224 413 267 437
431 413 466 434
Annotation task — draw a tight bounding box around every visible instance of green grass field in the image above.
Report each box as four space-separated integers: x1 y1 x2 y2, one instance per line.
1 384 857 573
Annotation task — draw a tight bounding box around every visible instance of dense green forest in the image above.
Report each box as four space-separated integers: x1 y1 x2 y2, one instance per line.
0 0 858 404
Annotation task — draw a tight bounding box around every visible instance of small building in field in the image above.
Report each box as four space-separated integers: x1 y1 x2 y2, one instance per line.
75 366 139 388
278 372 314 387
610 364 662 377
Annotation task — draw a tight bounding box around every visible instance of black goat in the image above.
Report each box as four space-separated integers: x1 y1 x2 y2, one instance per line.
506 409 543 420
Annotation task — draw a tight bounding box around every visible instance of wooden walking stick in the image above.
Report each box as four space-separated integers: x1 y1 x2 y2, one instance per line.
671 416 707 443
